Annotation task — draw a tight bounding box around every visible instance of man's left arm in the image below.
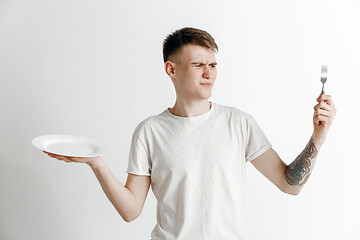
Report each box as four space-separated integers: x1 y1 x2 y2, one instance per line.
251 94 337 195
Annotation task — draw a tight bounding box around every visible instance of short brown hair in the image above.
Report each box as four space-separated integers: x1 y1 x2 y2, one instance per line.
162 27 218 63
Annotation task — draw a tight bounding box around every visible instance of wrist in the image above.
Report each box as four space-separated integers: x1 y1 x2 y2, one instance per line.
87 157 103 169
311 132 326 150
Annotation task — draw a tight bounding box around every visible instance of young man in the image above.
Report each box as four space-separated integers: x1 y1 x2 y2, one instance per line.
44 27 337 239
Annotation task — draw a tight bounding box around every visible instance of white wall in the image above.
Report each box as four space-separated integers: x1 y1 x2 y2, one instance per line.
1 0 359 239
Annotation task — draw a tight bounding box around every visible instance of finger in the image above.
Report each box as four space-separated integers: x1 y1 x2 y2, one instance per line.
45 152 56 157
317 94 329 101
46 153 56 158
44 151 54 156
69 157 81 162
68 157 78 162
47 153 71 161
54 155 66 161
51 153 69 159
314 115 329 126
61 156 75 161
50 153 63 159
61 157 74 163
317 94 335 108
314 109 332 118
314 101 332 111
316 104 337 115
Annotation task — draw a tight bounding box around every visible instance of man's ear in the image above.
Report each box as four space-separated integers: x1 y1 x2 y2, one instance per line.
164 61 176 77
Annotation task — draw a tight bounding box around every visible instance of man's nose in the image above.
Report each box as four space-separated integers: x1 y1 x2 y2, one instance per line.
202 65 211 79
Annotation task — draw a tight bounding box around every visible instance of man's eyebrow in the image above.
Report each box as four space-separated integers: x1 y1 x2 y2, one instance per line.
191 61 217 65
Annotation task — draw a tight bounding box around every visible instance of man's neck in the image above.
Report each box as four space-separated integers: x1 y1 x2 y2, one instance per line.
169 99 212 117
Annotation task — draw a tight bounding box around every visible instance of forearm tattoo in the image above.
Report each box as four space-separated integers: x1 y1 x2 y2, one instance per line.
285 136 318 186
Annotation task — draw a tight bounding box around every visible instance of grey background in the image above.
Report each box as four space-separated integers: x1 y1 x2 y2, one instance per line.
1 0 359 239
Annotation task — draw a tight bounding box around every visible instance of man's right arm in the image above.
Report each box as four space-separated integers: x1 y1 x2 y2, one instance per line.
88 158 151 222
43 151 150 223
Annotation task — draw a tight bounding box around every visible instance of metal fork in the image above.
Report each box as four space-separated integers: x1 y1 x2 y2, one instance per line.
319 65 328 126
320 65 327 95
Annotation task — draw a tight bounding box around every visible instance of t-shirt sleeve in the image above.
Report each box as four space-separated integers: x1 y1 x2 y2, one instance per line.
126 124 152 176
244 113 272 162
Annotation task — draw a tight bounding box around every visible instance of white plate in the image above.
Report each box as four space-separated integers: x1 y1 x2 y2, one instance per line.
32 134 109 157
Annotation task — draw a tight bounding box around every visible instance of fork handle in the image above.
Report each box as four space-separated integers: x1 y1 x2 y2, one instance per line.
319 85 326 125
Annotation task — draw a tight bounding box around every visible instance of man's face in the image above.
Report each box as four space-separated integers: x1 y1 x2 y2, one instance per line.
166 44 217 101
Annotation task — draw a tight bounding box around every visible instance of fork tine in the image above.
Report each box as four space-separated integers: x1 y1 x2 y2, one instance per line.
320 65 327 95
321 65 327 78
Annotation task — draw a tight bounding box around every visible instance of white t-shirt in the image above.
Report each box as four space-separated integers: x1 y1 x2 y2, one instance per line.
126 101 272 240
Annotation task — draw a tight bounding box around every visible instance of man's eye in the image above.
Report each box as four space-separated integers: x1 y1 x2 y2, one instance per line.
194 64 216 68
